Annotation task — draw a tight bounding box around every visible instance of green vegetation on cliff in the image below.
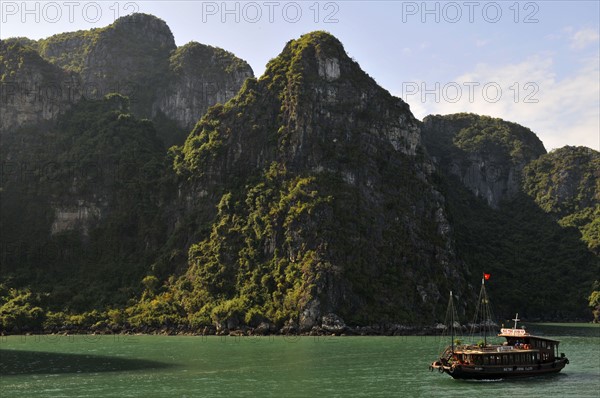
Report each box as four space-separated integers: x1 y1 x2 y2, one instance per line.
129 31 461 331
423 113 546 167
1 40 61 82
37 13 175 75
170 42 250 75
1 28 598 333
0 94 173 329
127 164 334 329
423 114 598 320
453 114 545 161
2 13 253 147
0 285 44 331
441 176 598 319
37 29 98 72
524 146 600 254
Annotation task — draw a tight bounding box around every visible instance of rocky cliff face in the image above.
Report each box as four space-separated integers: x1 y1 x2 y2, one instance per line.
524 146 599 215
3 13 252 140
422 113 546 208
0 94 171 312
158 32 466 330
0 40 81 134
523 146 600 253
77 13 175 117
156 42 253 130
423 115 598 319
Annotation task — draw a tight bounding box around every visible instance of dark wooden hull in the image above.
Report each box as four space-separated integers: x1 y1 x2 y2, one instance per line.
443 358 569 380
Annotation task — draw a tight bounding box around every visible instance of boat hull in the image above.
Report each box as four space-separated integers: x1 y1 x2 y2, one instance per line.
441 358 569 380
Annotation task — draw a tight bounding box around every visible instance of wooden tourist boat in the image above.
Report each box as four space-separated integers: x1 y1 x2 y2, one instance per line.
430 277 569 379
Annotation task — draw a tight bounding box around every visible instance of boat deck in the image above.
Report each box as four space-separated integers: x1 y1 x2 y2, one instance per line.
452 344 536 354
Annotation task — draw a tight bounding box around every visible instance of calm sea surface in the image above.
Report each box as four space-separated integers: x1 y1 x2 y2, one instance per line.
1 323 598 397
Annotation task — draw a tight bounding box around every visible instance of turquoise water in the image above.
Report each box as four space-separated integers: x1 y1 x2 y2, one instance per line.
1 324 598 397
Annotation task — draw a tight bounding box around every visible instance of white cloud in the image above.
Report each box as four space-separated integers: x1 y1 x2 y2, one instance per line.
570 28 600 50
475 39 489 48
405 54 600 151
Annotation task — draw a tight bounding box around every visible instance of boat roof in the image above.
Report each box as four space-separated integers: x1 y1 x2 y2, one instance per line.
497 327 560 343
498 333 560 343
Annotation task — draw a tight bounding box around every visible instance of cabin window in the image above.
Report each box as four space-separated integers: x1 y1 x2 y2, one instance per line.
542 353 549 361
484 356 490 365
502 355 508 365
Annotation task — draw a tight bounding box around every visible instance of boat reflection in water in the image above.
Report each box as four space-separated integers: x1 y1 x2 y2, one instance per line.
430 277 569 379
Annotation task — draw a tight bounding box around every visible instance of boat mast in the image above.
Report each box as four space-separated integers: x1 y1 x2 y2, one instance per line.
440 289 461 357
450 291 454 353
482 278 487 345
469 274 496 346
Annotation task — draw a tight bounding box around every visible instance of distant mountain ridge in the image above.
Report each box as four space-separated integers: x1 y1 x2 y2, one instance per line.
0 15 597 333
421 114 598 320
422 113 546 208
1 13 253 146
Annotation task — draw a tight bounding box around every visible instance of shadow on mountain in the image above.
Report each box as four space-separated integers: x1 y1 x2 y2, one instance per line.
0 349 174 376
440 172 598 320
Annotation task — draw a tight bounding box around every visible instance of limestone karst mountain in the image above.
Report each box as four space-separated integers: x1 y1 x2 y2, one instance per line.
2 13 253 146
0 18 597 333
153 31 465 330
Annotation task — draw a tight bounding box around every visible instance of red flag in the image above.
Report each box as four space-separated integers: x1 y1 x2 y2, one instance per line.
484 273 491 280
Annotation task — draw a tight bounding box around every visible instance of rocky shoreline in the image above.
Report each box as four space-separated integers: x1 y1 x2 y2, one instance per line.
2 313 444 337
3 312 592 337
2 325 444 338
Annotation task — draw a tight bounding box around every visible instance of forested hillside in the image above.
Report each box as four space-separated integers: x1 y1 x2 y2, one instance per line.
1 17 597 333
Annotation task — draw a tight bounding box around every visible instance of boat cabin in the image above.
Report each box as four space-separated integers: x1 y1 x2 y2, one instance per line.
498 327 561 361
449 329 562 367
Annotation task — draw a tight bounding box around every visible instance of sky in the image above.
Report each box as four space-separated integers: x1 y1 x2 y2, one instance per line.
1 0 599 151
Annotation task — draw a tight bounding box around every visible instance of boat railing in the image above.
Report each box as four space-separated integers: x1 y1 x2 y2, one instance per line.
454 344 504 352
453 343 534 353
